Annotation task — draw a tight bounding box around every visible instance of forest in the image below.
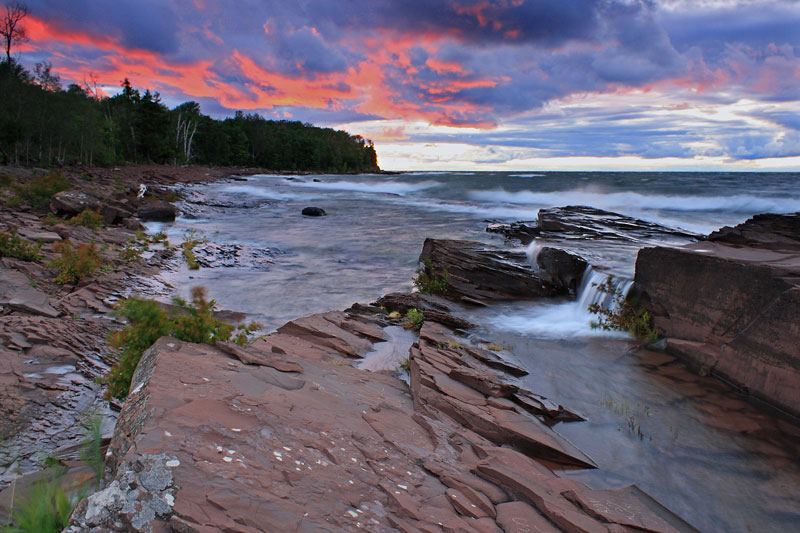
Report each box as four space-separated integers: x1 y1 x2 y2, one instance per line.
0 59 379 172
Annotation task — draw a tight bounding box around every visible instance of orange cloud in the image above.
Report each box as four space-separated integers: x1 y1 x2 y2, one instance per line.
24 15 499 128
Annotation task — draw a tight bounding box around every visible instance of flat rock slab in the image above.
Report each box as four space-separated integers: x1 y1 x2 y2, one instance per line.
76 309 697 532
0 268 60 318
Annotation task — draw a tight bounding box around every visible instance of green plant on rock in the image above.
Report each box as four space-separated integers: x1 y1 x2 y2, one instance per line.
588 277 659 342
413 258 448 295
398 357 410 372
105 287 239 399
181 230 204 270
233 321 263 346
171 287 234 344
40 213 63 226
0 227 42 261
404 308 424 331
105 298 172 400
66 209 104 230
119 239 143 264
49 241 102 284
6 171 71 209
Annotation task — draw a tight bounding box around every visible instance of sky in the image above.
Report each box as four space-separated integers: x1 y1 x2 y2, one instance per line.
14 0 800 170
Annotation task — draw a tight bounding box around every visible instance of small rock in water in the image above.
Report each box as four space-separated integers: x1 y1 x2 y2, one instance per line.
302 207 327 217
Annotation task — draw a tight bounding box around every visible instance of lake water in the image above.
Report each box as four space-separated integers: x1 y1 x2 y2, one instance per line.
146 170 800 532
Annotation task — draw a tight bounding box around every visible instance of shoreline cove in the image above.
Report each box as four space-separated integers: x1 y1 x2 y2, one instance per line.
0 166 799 532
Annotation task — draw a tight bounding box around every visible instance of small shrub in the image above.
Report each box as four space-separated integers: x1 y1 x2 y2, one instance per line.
8 171 70 208
50 241 102 284
0 173 14 187
0 227 42 261
105 287 240 399
404 308 424 331
588 277 659 342
66 209 104 229
171 287 234 344
105 298 172 400
40 213 63 226
413 258 448 295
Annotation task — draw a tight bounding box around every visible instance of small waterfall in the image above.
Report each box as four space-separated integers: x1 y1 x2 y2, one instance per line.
525 239 544 268
577 266 634 313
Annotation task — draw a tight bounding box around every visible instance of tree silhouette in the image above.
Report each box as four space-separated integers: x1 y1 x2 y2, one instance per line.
1 1 29 63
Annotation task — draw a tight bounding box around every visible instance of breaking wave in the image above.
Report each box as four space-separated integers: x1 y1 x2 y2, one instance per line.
286 180 441 195
467 189 800 214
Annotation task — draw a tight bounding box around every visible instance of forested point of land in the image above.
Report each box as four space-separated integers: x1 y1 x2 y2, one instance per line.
0 60 379 172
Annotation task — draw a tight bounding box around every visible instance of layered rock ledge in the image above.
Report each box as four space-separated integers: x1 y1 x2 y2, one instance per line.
69 306 697 531
635 213 800 417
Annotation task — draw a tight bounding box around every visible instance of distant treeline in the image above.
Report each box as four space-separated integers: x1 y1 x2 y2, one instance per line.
0 60 379 172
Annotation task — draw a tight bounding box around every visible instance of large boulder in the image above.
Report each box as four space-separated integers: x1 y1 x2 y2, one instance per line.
634 213 800 417
418 238 560 304
137 200 177 222
536 247 588 296
49 191 101 216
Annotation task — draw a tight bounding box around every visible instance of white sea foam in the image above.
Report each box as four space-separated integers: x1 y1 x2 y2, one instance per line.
509 173 546 178
218 184 317 201
391 198 540 220
467 188 800 214
487 268 633 339
285 180 440 195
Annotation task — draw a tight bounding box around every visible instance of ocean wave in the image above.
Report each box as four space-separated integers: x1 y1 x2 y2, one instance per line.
286 180 440 195
509 173 546 178
218 184 317 201
467 189 800 214
391 198 540 220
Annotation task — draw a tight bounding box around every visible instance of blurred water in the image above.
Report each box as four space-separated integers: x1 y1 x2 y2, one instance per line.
145 170 800 531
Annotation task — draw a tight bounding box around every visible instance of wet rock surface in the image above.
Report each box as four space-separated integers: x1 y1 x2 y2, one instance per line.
488 206 701 245
75 306 697 531
189 242 279 269
302 206 327 216
635 213 800 417
419 238 561 304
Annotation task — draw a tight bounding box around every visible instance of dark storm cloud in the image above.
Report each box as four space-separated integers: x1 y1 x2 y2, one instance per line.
22 0 800 164
28 0 181 54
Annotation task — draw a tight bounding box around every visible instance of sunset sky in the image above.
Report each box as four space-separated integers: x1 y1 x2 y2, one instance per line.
16 0 800 170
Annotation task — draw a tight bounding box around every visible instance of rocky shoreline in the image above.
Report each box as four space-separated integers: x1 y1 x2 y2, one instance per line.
1 166 798 531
